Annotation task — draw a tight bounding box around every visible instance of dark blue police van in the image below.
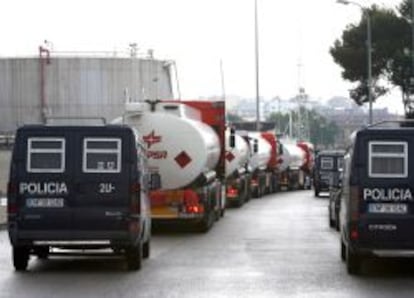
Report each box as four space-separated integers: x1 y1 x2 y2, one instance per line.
340 122 414 274
313 150 345 197
7 124 152 271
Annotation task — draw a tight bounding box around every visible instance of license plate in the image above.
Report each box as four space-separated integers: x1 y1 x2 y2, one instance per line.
26 198 64 208
368 203 407 214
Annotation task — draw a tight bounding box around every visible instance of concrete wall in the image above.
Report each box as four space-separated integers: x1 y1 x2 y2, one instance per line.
0 150 11 197
0 57 173 132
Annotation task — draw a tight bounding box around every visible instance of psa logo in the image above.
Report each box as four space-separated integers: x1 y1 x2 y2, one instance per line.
143 130 161 148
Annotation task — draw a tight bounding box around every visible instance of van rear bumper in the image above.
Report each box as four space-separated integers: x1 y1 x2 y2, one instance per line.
9 230 138 247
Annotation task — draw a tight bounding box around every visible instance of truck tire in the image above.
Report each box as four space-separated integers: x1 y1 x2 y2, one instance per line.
143 239 150 259
314 187 320 197
126 244 142 271
13 246 29 271
341 239 346 262
197 206 215 233
346 246 361 275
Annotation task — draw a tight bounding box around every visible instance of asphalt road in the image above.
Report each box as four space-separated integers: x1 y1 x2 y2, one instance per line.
1 191 414 297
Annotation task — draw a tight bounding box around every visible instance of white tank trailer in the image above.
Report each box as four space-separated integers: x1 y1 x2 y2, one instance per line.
278 139 311 190
0 56 173 132
225 128 250 178
113 101 221 190
224 128 252 206
279 143 306 172
247 132 272 171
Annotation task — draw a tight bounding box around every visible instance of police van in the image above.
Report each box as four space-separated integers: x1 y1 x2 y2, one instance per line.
7 124 152 271
313 150 344 197
340 122 414 274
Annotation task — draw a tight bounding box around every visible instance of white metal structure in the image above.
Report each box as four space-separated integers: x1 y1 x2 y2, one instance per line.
225 128 250 178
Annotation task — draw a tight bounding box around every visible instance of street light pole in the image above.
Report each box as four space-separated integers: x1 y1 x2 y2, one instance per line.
367 10 373 124
337 0 373 124
255 0 261 131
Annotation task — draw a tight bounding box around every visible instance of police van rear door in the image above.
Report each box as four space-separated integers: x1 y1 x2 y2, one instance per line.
359 134 414 245
16 129 72 231
72 129 130 231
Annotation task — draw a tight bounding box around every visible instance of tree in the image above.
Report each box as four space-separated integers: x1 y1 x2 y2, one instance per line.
226 113 244 122
330 3 410 106
266 109 339 148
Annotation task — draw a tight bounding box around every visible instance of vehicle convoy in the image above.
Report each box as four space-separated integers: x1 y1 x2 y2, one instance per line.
225 127 251 207
340 122 414 275
313 150 345 197
113 100 225 232
278 139 314 190
8 124 152 271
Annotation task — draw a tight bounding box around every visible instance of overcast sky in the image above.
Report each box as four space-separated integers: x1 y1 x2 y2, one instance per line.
1 0 404 113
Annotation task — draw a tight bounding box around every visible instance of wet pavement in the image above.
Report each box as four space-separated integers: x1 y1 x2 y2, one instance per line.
1 190 414 297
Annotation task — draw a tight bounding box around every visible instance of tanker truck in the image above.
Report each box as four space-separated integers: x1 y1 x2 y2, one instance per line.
113 100 225 232
278 139 314 190
225 127 251 207
247 132 275 198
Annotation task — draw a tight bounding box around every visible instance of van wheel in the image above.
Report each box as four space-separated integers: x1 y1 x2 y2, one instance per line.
340 239 346 262
13 246 29 271
35 246 49 260
143 240 150 259
346 246 361 275
126 244 142 271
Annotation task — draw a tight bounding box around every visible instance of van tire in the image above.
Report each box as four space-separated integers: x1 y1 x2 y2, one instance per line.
126 244 142 271
35 246 49 260
13 246 29 271
143 240 150 259
346 246 361 275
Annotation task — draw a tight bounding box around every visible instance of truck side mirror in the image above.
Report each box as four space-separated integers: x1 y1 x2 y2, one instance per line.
230 127 235 148
149 172 161 191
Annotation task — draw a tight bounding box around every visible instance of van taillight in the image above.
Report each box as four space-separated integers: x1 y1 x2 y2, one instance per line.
8 203 17 215
130 182 140 193
350 186 360 221
7 182 17 195
130 182 140 214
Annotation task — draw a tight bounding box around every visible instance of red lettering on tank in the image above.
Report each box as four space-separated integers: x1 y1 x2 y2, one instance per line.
147 151 168 159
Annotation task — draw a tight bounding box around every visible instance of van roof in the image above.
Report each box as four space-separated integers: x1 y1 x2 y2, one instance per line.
17 124 133 132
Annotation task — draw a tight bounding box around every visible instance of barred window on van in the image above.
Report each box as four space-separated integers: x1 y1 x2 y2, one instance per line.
83 138 121 173
369 141 407 178
320 157 334 170
27 138 65 173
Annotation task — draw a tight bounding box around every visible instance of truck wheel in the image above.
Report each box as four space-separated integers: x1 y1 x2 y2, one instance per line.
341 239 346 262
126 244 142 271
13 246 29 271
314 188 320 197
346 246 361 275
143 239 150 259
335 214 340 232
197 206 215 233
